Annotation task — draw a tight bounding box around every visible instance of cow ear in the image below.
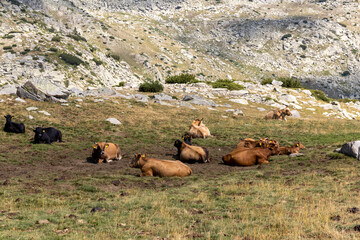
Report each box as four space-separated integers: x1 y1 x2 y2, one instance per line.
259 143 262 146
141 154 146 158
43 130 45 132
297 143 299 147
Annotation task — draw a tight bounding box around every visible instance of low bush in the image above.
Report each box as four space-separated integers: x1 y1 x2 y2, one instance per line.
59 53 84 66
93 58 103 66
49 47 58 52
311 90 330 103
3 46 12 50
208 79 244 90
67 34 87 42
261 77 302 88
139 80 164 92
165 74 198 84
52 36 61 42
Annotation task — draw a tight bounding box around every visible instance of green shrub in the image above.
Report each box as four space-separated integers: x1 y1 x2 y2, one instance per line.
209 79 244 90
109 53 120 61
139 80 164 92
59 53 84 66
341 71 350 77
300 44 307 50
32 56 39 60
3 46 12 50
311 90 330 103
2 35 14 39
116 82 125 87
165 74 198 84
49 47 58 52
281 34 292 40
67 34 87 42
261 77 302 88
51 35 61 42
92 58 103 66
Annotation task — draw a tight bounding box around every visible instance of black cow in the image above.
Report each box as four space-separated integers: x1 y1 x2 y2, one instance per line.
33 127 63 144
4 115 25 133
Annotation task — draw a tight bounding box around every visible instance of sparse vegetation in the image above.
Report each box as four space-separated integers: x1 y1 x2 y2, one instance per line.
92 58 103 66
139 79 164 92
49 47 58 52
59 53 84 66
208 79 244 90
311 89 330 102
165 74 199 84
261 77 302 88
116 82 125 87
66 34 87 42
3 46 12 50
51 35 61 42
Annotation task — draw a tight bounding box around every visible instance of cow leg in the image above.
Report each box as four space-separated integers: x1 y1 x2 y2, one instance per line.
141 168 153 176
258 157 269 164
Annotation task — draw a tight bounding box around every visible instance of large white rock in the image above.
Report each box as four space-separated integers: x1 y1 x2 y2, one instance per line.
229 99 248 105
106 118 121 125
278 94 298 104
38 110 51 116
0 85 17 95
15 97 26 103
302 90 312 96
26 107 38 111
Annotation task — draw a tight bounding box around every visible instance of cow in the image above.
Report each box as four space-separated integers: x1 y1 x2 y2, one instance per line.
222 142 279 166
33 127 62 144
4 115 25 133
92 142 122 163
182 133 192 145
278 142 305 155
174 139 209 163
265 107 292 121
130 154 192 177
237 137 270 149
189 118 211 139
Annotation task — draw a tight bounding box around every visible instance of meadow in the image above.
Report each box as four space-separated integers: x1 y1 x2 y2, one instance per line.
1 96 360 239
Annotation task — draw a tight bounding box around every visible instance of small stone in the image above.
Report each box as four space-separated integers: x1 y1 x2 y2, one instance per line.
257 108 266 111
37 219 50 224
61 103 69 106
15 97 26 103
106 118 121 125
77 219 85 224
347 207 359 213
111 180 121 186
0 99 3 103
29 115 34 120
94 99 104 103
229 99 248 105
90 207 102 213
38 110 51 116
75 104 81 108
75 99 83 102
3 180 10 185
26 107 38 111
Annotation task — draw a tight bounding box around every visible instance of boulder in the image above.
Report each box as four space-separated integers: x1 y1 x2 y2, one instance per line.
0 85 17 95
16 80 70 102
278 94 298 104
106 118 122 125
290 110 301 118
182 94 216 107
229 99 248 105
153 93 175 101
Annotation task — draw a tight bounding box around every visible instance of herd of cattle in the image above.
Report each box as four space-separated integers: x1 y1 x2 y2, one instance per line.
3 107 305 177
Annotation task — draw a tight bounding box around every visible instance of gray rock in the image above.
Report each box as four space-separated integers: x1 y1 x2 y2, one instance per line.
153 93 175 101
17 81 70 102
29 115 34 120
26 107 38 111
0 99 3 103
229 99 248 105
257 107 266 112
182 94 216 107
0 85 17 95
106 118 121 125
94 99 104 103
133 94 149 103
290 110 301 118
38 110 51 116
15 97 26 103
83 87 117 97
179 101 194 108
289 153 304 157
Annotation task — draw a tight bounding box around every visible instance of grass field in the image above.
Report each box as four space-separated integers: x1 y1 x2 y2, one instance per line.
1 96 360 239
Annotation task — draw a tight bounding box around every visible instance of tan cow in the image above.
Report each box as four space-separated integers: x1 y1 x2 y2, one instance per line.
189 118 211 138
174 139 209 163
278 142 305 155
92 142 122 163
222 142 279 166
130 154 192 177
265 107 292 121
237 137 270 148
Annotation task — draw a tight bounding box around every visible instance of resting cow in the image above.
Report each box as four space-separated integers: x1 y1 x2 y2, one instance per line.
189 118 211 139
130 154 192 177
33 127 62 144
278 142 305 155
222 142 279 166
237 137 270 149
92 142 122 163
265 107 292 121
4 115 25 133
174 139 209 163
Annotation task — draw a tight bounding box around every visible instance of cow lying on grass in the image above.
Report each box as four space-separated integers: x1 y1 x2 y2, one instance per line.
130 154 192 177
278 142 305 155
237 137 270 149
4 115 25 133
92 142 122 163
174 139 209 163
222 142 279 166
265 107 292 121
189 118 211 138
33 127 62 144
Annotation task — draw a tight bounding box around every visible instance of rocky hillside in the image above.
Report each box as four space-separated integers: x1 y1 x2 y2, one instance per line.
0 0 359 98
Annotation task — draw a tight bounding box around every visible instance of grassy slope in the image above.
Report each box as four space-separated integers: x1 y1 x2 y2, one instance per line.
1 96 360 239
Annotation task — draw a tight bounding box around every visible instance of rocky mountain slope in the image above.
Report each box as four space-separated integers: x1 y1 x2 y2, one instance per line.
0 0 359 99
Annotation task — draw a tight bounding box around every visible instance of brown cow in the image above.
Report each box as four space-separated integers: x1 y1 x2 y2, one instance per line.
222 142 279 166
278 142 305 155
174 139 209 163
130 154 192 177
237 137 271 149
265 107 292 121
92 142 122 163
189 118 211 138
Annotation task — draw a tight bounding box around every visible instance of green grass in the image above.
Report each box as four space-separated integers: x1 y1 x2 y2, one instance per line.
1 97 360 239
208 79 244 90
165 74 199 84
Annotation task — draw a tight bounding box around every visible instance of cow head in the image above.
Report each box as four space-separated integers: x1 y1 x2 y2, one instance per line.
100 142 110 155
193 118 203 126
33 127 45 137
294 142 305 149
182 133 192 145
4 115 13 122
267 141 280 155
174 139 182 150
130 153 146 168
282 108 292 116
